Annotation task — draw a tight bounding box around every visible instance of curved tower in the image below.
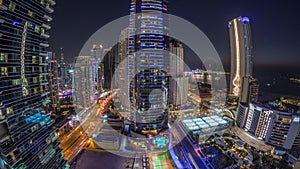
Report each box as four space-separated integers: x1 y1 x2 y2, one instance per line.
228 16 254 98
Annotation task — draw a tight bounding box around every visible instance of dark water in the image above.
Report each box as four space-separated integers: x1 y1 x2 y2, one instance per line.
254 65 300 97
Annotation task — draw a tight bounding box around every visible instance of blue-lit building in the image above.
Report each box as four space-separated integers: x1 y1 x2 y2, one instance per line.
0 0 65 168
128 0 170 135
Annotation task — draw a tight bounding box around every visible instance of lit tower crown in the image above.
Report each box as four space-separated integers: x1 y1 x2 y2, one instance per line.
128 0 170 135
228 16 254 97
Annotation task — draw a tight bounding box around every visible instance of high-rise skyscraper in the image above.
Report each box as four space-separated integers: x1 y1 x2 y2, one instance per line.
75 56 96 108
118 28 129 67
89 46 99 96
169 39 188 107
128 0 169 134
48 52 60 115
0 0 65 168
118 28 129 107
169 39 184 77
65 64 75 90
91 44 103 91
57 48 67 90
240 76 259 103
228 16 254 99
102 48 115 89
91 45 102 92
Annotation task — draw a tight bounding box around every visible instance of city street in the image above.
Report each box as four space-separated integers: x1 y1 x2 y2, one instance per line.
58 93 115 163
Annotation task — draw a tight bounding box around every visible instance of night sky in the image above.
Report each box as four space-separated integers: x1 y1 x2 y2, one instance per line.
49 0 300 70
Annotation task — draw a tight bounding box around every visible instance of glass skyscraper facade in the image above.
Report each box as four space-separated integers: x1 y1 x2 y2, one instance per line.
0 0 65 168
128 0 170 134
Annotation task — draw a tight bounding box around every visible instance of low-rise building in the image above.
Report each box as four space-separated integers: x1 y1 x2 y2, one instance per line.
180 114 230 142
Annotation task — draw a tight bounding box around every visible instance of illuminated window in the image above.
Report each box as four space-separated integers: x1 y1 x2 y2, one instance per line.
0 109 4 120
35 25 40 33
46 137 52 144
7 107 14 116
31 125 38 132
0 53 8 62
33 77 38 83
282 118 292 123
1 67 8 76
28 10 33 17
32 56 36 63
12 79 21 85
33 88 38 94
12 67 17 73
39 66 43 73
0 0 2 5
41 28 45 34
9 2 16 12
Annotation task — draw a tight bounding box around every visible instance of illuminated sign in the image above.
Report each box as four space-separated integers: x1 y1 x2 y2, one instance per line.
241 17 250 23
264 110 273 116
152 136 169 148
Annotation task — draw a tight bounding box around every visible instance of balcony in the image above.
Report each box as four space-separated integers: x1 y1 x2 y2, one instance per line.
40 82 49 86
42 92 50 97
45 6 54 13
48 0 56 6
47 0 56 6
41 33 50 39
0 112 5 122
39 62 48 66
42 23 51 30
0 4 7 11
39 52 48 56
43 14 53 21
40 43 50 48
0 135 9 143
